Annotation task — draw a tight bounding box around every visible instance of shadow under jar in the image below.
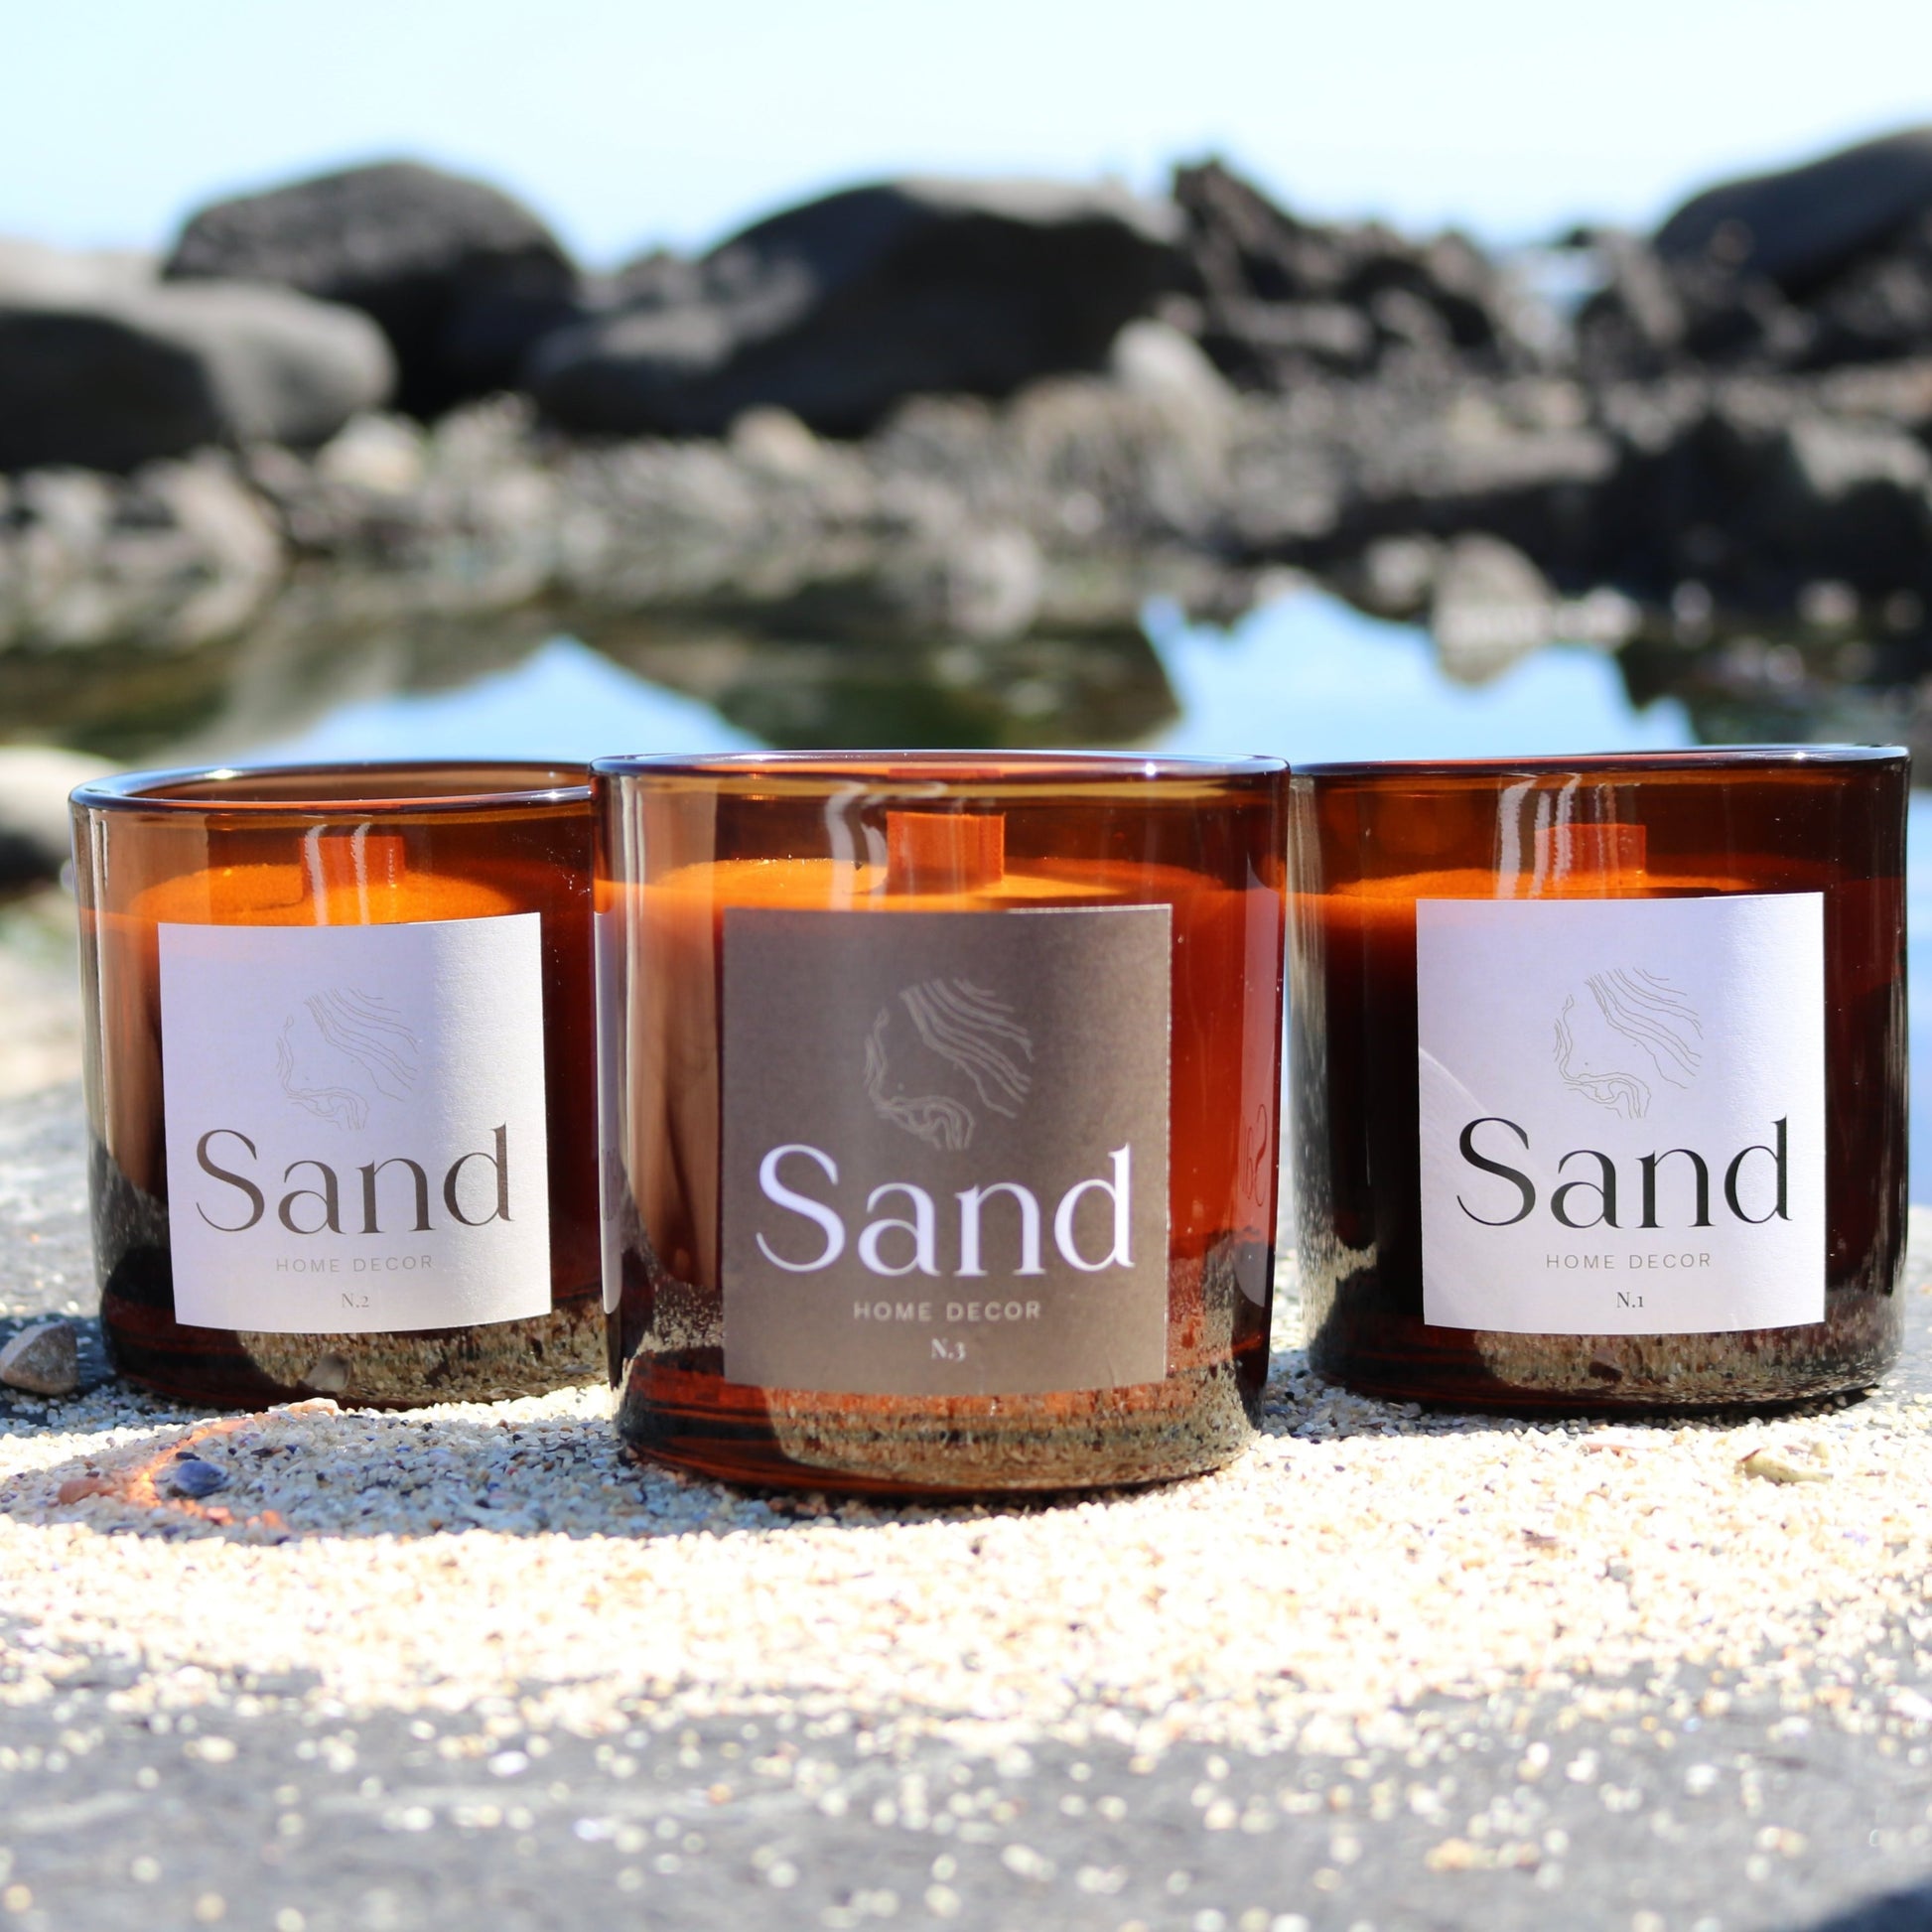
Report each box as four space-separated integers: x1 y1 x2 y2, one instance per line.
70 761 602 1408
1290 748 1908 1412
596 752 1288 1496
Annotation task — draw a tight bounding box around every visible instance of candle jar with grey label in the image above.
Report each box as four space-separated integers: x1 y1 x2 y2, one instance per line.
1289 748 1908 1410
70 762 601 1407
595 752 1289 1494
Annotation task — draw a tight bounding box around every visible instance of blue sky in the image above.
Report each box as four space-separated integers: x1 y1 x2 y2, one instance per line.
6 0 1930 263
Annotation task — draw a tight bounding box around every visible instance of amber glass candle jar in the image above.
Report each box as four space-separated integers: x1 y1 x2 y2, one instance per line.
70 761 602 1408
1290 748 1907 1411
595 752 1288 1494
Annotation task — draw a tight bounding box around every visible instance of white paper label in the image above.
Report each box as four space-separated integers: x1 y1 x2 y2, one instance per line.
159 915 551 1333
1418 893 1825 1335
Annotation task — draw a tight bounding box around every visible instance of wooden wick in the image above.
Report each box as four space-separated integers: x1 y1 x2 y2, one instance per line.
301 826 408 922
1535 821 1647 882
885 811 1006 895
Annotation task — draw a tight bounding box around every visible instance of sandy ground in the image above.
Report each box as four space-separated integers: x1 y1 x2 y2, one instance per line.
5 915 1932 1929
4 1065 1932 1927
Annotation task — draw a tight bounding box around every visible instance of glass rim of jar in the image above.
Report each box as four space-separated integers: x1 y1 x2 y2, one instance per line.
592 749 1288 791
69 759 592 817
1293 744 1908 782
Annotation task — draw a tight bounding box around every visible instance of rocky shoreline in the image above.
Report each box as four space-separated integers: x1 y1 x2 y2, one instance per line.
4 132 1932 778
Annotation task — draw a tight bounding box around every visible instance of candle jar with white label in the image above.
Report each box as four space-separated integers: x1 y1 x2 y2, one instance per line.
70 761 602 1408
595 752 1288 1494
1289 748 1908 1411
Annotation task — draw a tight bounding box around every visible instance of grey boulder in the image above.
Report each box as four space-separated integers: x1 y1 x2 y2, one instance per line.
0 245 394 473
1429 534 1557 684
165 160 579 416
0 747 111 886
1170 159 1535 388
530 177 1180 438
0 236 154 302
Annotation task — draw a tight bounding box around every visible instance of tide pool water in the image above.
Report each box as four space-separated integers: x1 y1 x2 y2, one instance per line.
1147 593 1692 762
256 591 1690 768
253 634 760 763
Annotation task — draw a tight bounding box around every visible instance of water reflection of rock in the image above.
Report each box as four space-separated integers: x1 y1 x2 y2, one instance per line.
1620 626 1932 761
589 622 1175 752
2 594 1177 766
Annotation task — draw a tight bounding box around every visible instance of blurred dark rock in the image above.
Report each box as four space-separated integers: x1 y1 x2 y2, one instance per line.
1600 128 1932 378
1195 296 1379 377
0 307 217 474
1802 210 1932 366
1656 126 1932 295
1756 413 1932 591
1330 387 1620 574
1587 379 1932 608
165 161 579 416
528 177 1180 438
0 243 393 474
1549 130 1932 397
7 346 1932 717
1576 243 1816 380
1678 259 1815 367
1812 354 1932 437
1575 232 1686 379
591 247 706 315
1171 158 1536 388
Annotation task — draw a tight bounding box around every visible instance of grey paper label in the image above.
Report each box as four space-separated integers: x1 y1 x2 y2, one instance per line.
722 904 1172 1395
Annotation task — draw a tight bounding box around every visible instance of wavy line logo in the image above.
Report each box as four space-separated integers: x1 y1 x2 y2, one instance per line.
863 978 1034 1153
275 987 421 1131
1552 967 1702 1120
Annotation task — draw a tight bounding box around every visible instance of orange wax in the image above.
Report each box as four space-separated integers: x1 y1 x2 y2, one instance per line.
96 844 522 1201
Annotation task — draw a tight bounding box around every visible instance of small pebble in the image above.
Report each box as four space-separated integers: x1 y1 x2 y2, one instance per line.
164 1457 230 1500
1738 1449 1832 1486
0 1318 79 1397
